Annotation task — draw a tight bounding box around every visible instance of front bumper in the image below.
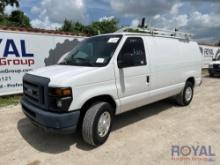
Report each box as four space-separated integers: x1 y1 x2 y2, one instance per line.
21 97 80 134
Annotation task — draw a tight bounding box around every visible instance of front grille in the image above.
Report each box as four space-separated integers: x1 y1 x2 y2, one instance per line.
23 74 50 110
23 80 43 103
213 64 220 69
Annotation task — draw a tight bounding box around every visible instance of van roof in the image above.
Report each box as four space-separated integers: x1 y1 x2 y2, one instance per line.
96 32 192 41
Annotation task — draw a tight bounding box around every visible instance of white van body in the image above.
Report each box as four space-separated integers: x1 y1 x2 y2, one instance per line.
28 33 201 113
21 32 202 146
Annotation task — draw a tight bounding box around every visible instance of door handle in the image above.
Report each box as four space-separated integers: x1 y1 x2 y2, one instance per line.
146 76 150 83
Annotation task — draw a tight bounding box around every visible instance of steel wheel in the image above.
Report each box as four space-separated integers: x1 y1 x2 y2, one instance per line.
97 111 111 137
185 86 193 102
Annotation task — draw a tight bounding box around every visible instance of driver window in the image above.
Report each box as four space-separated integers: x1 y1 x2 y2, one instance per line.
118 37 146 67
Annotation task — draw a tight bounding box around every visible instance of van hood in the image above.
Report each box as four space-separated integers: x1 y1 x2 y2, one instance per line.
29 65 98 82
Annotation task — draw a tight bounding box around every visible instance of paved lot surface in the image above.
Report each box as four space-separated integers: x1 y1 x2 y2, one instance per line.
0 76 220 165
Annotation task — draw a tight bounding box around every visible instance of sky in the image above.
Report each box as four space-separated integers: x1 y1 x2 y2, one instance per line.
4 0 220 44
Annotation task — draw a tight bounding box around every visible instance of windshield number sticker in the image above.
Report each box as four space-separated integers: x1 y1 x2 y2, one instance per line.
96 58 105 63
108 38 119 43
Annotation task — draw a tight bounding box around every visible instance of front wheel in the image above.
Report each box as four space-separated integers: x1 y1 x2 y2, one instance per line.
82 102 114 146
176 82 194 106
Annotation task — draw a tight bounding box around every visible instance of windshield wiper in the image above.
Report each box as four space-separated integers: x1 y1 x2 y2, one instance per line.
59 58 95 67
58 61 67 65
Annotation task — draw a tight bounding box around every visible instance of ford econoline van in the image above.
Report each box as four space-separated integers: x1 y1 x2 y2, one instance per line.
21 28 202 146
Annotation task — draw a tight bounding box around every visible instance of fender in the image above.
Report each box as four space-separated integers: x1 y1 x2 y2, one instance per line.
69 80 120 113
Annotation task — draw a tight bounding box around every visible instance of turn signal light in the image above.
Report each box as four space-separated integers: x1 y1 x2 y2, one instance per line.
49 87 72 97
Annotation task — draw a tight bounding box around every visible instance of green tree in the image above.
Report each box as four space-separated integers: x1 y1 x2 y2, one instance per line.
8 10 31 27
0 10 31 28
60 18 119 36
60 19 73 32
74 22 85 33
60 19 86 33
0 0 30 28
91 18 118 35
83 25 96 35
0 12 6 23
0 0 19 14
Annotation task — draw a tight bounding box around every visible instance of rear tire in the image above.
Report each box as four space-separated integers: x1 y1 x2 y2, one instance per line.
82 102 114 146
176 81 194 106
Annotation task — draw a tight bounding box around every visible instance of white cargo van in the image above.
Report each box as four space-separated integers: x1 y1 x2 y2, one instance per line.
208 52 220 76
21 27 202 146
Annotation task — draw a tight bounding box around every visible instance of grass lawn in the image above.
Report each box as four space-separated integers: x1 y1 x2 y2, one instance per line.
0 95 21 108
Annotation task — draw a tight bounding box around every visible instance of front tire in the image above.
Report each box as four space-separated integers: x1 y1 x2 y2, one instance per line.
176 81 194 106
82 102 114 146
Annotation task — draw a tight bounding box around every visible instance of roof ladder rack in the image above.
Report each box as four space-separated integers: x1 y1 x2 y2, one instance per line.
116 26 192 40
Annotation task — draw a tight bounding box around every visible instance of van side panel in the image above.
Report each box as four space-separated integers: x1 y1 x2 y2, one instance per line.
178 41 202 86
145 36 201 102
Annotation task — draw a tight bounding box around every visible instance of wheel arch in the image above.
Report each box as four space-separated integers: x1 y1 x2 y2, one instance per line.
78 95 117 124
186 77 195 87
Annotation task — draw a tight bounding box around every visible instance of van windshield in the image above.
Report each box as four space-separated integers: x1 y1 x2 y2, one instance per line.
59 35 122 67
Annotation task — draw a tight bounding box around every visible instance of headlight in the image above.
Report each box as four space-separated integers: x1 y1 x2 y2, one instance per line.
209 64 213 69
49 87 72 97
48 87 72 112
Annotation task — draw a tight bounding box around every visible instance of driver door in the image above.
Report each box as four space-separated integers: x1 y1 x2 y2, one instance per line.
115 37 151 113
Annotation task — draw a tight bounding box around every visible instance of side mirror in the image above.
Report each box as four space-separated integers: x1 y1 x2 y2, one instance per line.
117 53 133 68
